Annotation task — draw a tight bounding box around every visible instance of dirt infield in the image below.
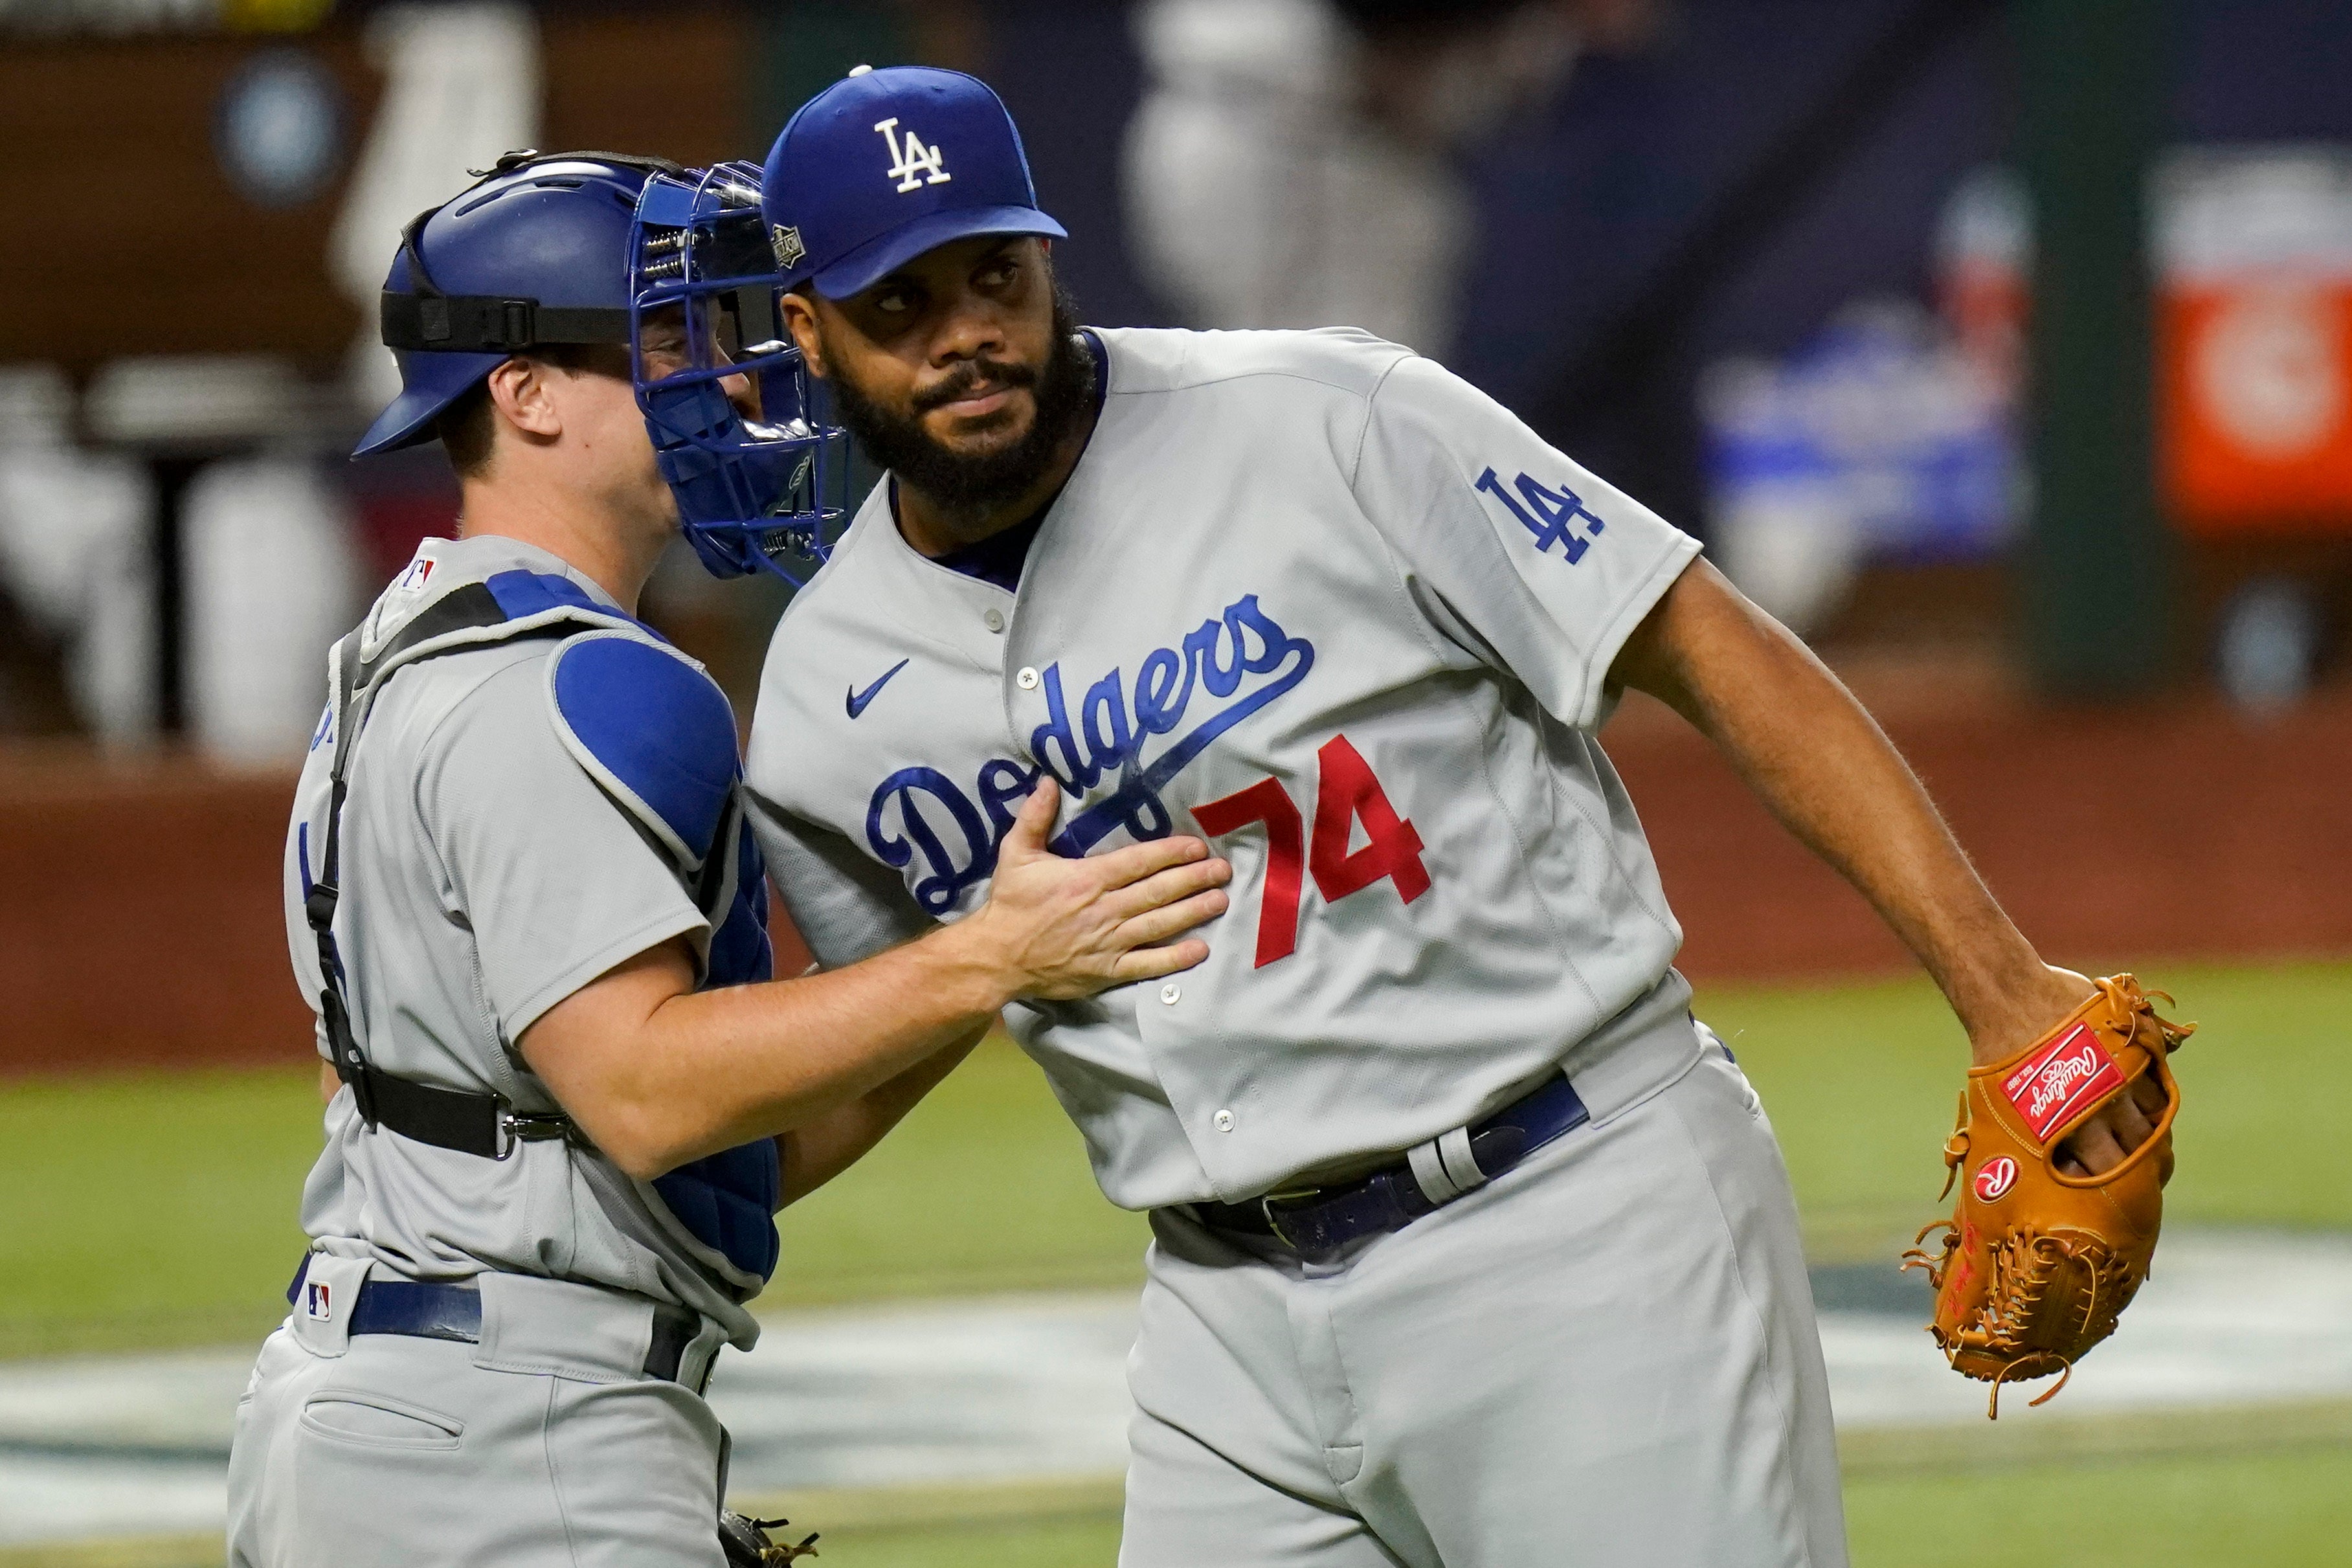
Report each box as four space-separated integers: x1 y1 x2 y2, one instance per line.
3 680 2347 1073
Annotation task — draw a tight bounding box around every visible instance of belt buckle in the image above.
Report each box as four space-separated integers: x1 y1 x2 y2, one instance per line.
1257 1189 1321 1252
495 1108 572 1160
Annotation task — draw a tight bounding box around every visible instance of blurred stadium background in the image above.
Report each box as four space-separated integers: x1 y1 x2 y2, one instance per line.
3 1 2350 1564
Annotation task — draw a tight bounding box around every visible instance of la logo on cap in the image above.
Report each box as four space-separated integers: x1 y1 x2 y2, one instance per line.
759 63 1066 299
875 117 952 194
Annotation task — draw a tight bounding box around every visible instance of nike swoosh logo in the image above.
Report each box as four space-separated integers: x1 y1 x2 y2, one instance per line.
846 658 912 719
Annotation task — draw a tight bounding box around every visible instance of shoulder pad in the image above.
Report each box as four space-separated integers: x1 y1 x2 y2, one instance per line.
546 631 740 869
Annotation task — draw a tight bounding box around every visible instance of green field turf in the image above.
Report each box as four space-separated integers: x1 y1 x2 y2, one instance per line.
1 961 2346 1567
11 1435 2344 1568
1697 958 2347 1258
0 1069 328 1355
1844 1442 2352 1567
794 1440 2352 1568
1 958 2341 1354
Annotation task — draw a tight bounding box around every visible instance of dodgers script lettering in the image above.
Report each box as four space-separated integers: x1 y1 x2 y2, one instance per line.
865 594 1315 913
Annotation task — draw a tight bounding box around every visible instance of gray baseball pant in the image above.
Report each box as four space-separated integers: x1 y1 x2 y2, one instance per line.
1118 1036 1848 1568
226 1263 735 1567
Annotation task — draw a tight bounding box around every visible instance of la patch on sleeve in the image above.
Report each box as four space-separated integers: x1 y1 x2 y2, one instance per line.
1475 467 1607 564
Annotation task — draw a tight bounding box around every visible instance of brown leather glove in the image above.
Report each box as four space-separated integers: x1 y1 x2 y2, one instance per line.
1903 974 2191 1417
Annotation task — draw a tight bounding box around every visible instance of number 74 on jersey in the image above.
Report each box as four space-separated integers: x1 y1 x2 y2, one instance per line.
1190 735 1430 969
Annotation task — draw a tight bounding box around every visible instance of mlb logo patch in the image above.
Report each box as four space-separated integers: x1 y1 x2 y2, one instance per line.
303 1281 333 1322
2000 1024 2125 1142
392 557 436 594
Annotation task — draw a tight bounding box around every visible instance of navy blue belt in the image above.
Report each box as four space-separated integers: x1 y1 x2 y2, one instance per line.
285 1255 700 1383
1184 1072 1590 1260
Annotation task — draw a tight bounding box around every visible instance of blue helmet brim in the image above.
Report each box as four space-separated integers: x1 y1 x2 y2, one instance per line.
352 349 508 458
808 204 1068 300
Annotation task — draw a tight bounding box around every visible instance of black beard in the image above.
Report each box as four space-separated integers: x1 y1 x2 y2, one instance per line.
823 280 1094 523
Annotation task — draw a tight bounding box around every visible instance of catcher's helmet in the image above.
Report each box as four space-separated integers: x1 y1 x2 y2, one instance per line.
354 150 664 458
356 150 847 582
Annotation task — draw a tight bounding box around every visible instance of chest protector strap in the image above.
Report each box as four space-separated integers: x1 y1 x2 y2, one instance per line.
307 578 636 1159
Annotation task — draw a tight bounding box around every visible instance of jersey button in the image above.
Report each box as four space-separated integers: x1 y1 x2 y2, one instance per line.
983 608 1005 633
1016 666 1040 690
1159 982 1181 1005
1213 1108 1235 1132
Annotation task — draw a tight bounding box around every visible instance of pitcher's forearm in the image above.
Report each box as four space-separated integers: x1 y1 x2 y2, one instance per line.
1611 561 2046 1044
1669 617 2033 1026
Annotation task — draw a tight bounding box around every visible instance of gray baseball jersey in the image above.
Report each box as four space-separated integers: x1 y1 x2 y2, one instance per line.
282 533 767 1346
745 326 1703 1211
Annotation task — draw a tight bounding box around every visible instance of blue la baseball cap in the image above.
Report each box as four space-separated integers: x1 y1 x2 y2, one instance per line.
760 65 1066 300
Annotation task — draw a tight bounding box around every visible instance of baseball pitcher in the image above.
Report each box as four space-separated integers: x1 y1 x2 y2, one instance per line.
739 68 2183 1568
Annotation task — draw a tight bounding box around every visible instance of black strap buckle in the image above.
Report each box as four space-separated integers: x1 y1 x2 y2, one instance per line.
496 1108 574 1160
319 987 377 1126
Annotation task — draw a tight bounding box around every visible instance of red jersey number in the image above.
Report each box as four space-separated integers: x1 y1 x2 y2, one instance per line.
1190 734 1429 969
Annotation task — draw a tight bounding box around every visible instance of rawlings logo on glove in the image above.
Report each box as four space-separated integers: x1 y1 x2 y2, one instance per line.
2002 1025 2125 1139
1903 974 2191 1417
1972 1156 2017 1202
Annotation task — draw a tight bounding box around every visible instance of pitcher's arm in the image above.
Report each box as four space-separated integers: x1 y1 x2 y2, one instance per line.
1606 559 2158 1172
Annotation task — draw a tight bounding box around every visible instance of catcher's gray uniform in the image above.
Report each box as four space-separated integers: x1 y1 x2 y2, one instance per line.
745 327 1844 1565
229 535 775 1568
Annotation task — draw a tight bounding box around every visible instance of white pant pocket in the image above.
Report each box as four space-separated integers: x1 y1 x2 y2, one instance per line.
298 1388 465 1451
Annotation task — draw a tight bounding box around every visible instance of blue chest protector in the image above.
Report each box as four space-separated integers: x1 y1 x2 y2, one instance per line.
544 622 781 1282
312 568 779 1283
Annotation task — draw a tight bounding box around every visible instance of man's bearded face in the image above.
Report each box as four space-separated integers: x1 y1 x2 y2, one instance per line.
820 274 1093 521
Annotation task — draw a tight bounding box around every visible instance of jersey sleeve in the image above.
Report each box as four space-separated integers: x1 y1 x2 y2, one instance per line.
1350 353 1702 730
418 657 710 1039
744 786 932 971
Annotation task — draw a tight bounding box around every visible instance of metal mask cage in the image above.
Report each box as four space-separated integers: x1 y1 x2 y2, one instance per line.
630 161 851 584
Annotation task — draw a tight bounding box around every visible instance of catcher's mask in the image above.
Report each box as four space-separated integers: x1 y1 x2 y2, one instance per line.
629 162 850 583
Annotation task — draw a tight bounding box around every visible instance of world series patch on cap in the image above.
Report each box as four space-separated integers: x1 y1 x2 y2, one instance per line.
760 63 1066 300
